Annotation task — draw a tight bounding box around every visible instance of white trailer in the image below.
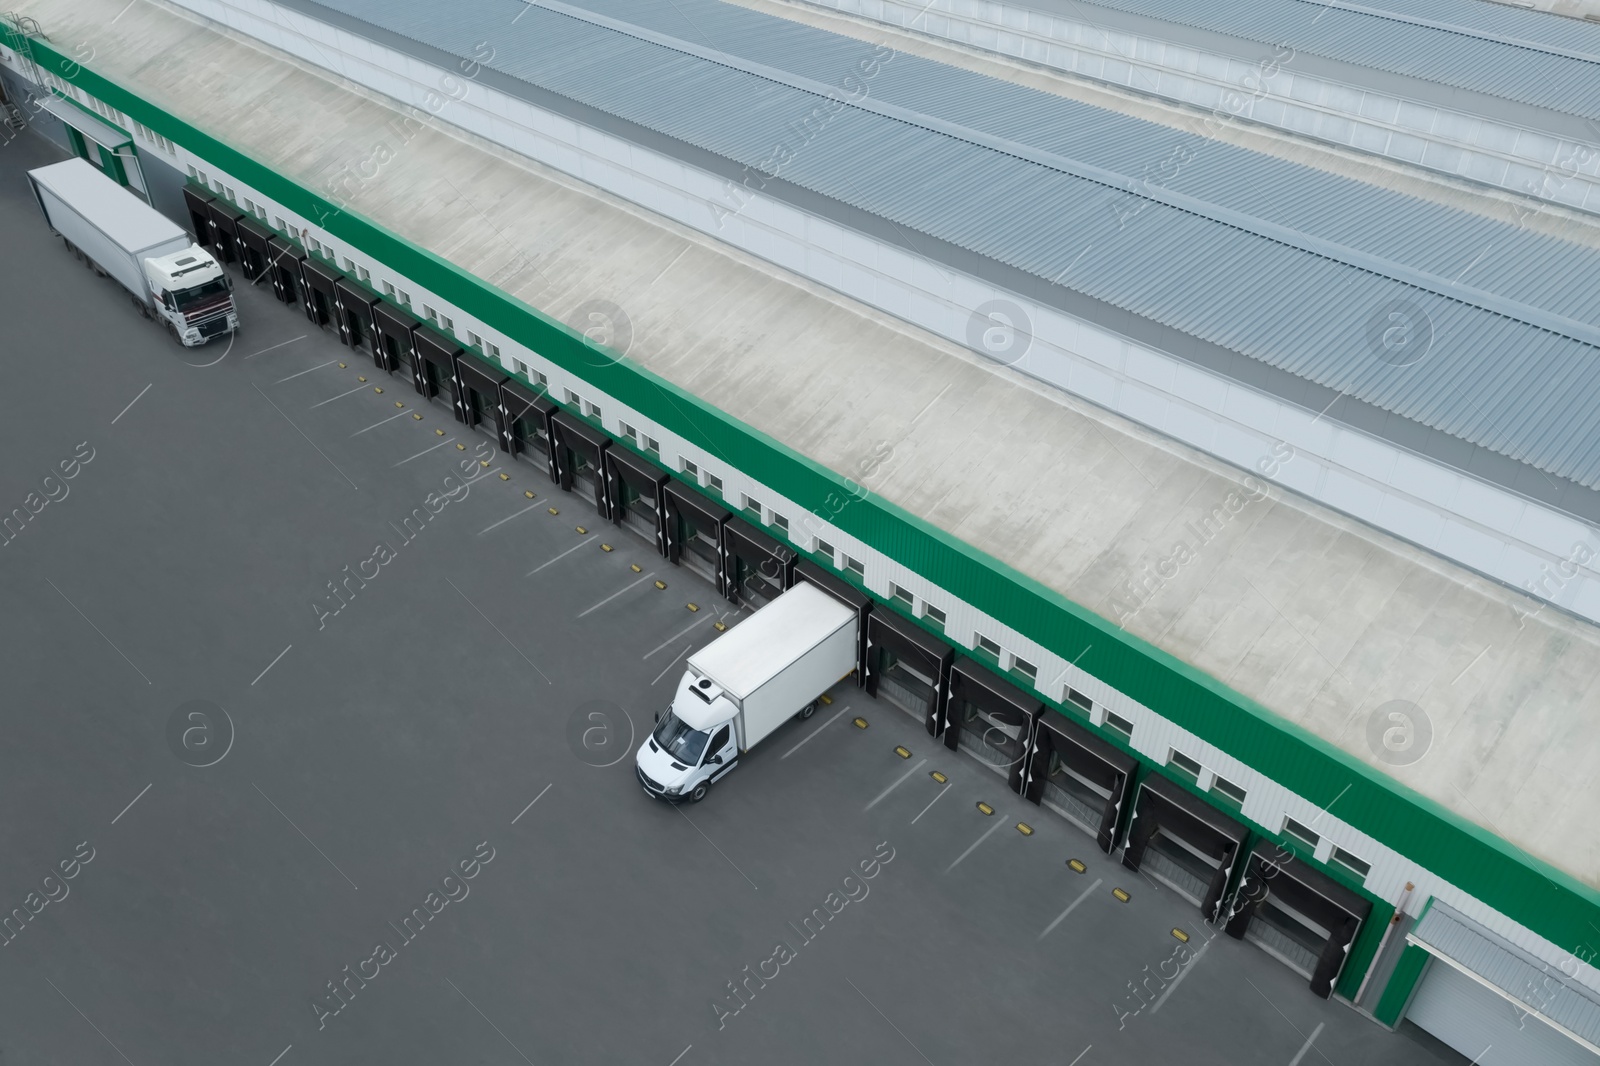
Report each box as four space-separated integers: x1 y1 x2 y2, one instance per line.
28 158 238 346
635 582 857 802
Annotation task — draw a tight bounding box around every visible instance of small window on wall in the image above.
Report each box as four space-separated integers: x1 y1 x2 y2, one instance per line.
342 257 356 272
644 435 660 454
1066 688 1094 714
187 165 198 179
1168 750 1202 781
275 216 287 233
356 266 370 285
399 291 412 307
244 198 255 214
620 422 639 445
891 584 914 607
383 281 397 299
706 473 724 494
1212 776 1247 808
772 514 789 533
488 343 503 360
975 634 1002 661
843 554 865 578
439 315 454 334
1283 818 1320 851
742 495 762 520
467 331 483 349
255 206 268 222
815 539 836 563
564 388 580 406
681 458 699 478
583 401 602 421
1104 711 1134 741
1331 848 1370 880
532 370 546 388
1012 657 1038 683
922 603 946 629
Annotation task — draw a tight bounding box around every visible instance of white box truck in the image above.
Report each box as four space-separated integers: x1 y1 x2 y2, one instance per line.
28 158 239 346
636 582 857 802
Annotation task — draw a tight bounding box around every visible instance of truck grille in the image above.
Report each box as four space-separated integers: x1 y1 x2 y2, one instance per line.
198 316 231 337
636 766 664 794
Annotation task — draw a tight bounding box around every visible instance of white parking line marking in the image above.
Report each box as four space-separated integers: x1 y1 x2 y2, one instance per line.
1150 935 1213 1014
651 644 692 685
251 644 293 686
1038 878 1103 940
945 820 1006 873
245 335 307 359
779 705 850 760
112 783 152 825
350 410 410 436
267 1044 293 1066
1288 1022 1324 1066
527 536 597 575
576 574 654 618
512 784 552 824
394 439 455 466
310 383 371 408
479 503 542 535
865 759 927 810
275 359 338 383
910 782 950 824
110 384 152 425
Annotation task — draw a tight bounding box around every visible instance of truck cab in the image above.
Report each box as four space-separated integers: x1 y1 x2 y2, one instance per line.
635 672 742 803
145 248 238 345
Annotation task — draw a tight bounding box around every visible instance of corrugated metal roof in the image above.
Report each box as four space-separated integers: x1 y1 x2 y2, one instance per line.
1036 0 1600 118
299 0 1600 490
1412 900 1600 1050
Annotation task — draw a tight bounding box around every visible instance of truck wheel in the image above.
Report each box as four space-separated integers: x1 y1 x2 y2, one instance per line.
797 701 818 720
132 297 150 320
687 781 710 803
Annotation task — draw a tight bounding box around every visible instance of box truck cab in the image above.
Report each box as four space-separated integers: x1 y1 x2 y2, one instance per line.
27 158 239 346
636 583 858 803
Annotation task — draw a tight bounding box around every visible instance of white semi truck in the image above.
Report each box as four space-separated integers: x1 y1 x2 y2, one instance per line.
636 582 857 803
28 158 239 346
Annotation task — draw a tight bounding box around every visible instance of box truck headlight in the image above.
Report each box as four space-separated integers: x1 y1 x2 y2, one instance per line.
663 785 682 795
184 329 201 342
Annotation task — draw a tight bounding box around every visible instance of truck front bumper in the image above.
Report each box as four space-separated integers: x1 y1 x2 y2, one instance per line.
636 765 680 802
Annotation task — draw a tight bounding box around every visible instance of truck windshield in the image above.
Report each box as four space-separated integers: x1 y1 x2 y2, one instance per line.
173 278 230 311
653 711 710 765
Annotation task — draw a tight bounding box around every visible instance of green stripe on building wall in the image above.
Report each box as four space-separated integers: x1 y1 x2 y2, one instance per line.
10 24 1599 969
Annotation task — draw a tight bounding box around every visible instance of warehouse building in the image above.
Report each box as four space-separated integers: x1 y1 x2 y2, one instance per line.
3 0 1599 1061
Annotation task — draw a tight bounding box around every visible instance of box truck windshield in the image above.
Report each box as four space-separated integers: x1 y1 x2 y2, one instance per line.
653 711 709 764
172 277 231 311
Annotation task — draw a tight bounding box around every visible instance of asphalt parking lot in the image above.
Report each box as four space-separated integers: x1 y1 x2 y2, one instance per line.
0 131 1466 1066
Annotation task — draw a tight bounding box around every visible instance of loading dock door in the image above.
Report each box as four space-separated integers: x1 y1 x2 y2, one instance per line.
864 606 951 735
182 186 215 248
204 200 244 266
300 257 343 334
944 661 1040 794
551 412 611 517
265 237 303 307
333 279 376 355
1404 901 1600 1066
372 303 422 385
1122 773 1247 923
236 216 275 286
412 327 463 417
794 561 872 685
663 482 728 595
1224 841 1370 998
1024 712 1135 854
455 356 507 442
722 518 794 608
501 380 557 474
605 448 669 552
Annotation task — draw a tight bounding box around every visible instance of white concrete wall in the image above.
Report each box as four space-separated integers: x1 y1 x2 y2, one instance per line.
801 0 1600 215
30 6 1600 995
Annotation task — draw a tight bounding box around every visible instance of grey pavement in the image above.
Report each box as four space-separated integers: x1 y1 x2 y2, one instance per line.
0 130 1464 1065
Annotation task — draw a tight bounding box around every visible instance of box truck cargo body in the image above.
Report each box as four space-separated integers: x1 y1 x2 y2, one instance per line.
636 583 857 802
28 158 238 346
